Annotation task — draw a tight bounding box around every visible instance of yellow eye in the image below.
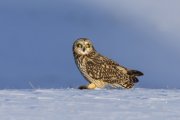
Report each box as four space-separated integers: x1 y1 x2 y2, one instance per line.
86 44 91 48
77 43 82 48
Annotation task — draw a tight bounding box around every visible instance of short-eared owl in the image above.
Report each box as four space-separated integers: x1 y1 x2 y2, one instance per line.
73 38 143 89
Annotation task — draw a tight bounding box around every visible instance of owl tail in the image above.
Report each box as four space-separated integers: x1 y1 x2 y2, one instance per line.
127 70 144 83
127 70 144 76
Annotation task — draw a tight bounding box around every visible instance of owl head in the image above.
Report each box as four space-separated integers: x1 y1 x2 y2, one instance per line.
73 38 95 55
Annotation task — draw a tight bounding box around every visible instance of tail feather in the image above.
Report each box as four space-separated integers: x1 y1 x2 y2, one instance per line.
128 70 143 83
127 70 144 76
131 77 139 83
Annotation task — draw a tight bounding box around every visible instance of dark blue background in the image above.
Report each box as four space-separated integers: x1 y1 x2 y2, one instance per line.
0 0 179 89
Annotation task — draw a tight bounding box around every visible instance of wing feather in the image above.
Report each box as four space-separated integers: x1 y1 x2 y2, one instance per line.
85 54 134 88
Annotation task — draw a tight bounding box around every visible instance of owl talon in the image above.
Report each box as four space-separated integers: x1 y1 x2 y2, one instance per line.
78 85 88 90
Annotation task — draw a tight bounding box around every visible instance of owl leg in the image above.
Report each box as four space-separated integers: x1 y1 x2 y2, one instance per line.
87 83 96 89
78 83 97 90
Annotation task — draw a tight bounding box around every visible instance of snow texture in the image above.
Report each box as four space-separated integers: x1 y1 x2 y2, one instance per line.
0 88 179 120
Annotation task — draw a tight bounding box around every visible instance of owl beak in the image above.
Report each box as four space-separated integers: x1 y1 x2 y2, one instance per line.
82 47 86 52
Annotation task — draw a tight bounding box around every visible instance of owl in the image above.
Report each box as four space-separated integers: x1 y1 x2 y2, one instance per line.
73 38 143 89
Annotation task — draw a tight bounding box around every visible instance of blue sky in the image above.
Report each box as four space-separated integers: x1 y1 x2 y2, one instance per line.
0 0 180 89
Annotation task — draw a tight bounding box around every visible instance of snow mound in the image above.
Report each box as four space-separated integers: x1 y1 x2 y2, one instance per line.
0 88 179 120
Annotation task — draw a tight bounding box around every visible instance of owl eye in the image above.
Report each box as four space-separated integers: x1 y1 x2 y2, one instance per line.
86 44 91 48
77 43 82 48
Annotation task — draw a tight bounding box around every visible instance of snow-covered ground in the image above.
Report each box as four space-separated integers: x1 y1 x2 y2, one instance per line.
0 88 179 120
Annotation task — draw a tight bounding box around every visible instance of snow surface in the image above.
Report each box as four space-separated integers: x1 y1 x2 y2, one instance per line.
0 88 180 120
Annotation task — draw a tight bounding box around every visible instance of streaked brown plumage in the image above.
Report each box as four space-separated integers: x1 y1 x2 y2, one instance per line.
73 38 143 89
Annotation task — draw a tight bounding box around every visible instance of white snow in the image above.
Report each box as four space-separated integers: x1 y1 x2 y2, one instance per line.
0 88 180 120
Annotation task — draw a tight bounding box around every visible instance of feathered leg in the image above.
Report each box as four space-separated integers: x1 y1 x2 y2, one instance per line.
78 83 97 90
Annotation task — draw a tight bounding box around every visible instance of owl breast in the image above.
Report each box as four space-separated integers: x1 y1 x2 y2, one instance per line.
75 55 104 88
75 55 95 83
